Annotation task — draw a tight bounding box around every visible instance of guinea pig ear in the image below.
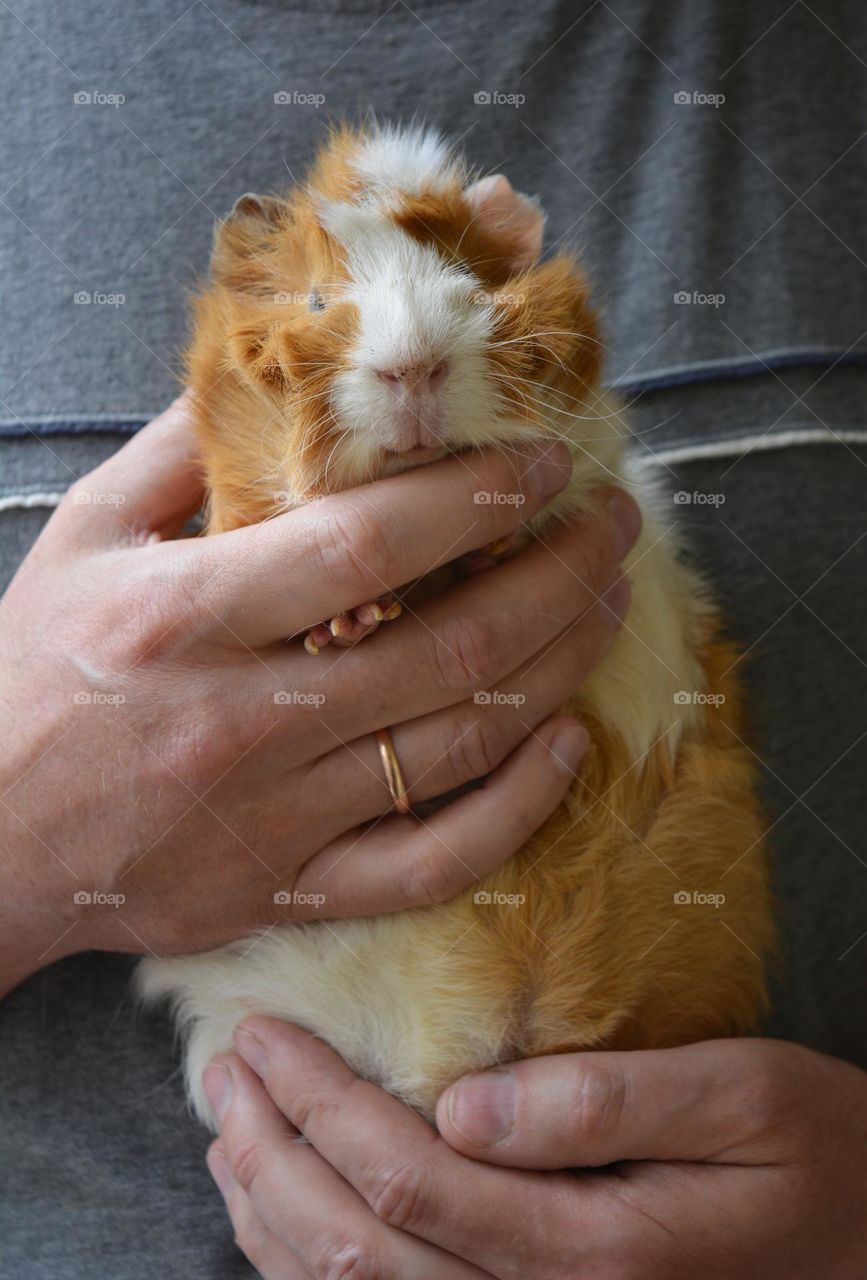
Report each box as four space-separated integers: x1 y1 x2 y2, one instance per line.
228 192 285 225
464 174 545 272
211 192 287 288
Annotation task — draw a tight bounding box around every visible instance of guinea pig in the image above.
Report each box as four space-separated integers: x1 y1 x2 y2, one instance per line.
137 123 773 1128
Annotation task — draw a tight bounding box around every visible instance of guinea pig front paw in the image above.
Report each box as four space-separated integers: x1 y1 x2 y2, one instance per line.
304 595 403 654
455 532 519 578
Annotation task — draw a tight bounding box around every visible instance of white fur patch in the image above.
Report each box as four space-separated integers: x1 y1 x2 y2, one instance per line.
350 123 461 195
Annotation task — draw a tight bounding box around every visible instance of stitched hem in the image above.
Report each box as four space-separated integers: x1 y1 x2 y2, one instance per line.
633 427 867 467
0 491 66 513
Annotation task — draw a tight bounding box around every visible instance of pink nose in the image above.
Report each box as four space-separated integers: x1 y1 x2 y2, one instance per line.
375 360 449 394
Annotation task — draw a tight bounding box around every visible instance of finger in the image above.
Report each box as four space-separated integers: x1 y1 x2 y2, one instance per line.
207 1055 490 1279
312 577 628 820
193 441 575 646
288 715 590 917
263 490 640 750
231 1020 608 1273
61 393 204 541
207 1145 311 1279
436 1039 802 1169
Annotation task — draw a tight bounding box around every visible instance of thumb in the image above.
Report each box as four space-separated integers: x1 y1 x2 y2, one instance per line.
67 393 205 541
436 1039 797 1170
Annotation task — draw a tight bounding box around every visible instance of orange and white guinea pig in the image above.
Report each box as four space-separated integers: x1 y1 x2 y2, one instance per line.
137 123 773 1128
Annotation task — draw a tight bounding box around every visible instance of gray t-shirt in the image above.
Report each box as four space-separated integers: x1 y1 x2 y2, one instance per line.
2 2 866 1276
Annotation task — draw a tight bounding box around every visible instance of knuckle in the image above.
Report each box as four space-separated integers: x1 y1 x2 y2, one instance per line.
567 1063 629 1159
308 1233 384 1280
226 1135 266 1195
451 710 507 781
312 503 394 600
287 1083 344 1137
365 1160 428 1233
405 841 462 906
433 612 498 695
739 1042 800 1134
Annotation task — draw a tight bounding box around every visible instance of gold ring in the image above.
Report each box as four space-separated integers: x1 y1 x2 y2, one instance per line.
376 727 411 814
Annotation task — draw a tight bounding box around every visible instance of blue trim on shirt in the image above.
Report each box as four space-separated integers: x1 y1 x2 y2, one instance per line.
609 350 867 393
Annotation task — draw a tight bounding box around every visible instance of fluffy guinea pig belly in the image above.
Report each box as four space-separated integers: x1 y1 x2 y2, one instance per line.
136 122 773 1130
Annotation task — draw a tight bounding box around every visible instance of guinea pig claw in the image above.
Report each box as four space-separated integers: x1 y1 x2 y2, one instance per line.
304 623 333 655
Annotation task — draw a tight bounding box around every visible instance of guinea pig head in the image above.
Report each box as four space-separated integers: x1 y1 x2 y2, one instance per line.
197 128 602 518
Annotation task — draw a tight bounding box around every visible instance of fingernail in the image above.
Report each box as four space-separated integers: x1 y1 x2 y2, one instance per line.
548 723 590 774
601 575 631 624
203 1064 233 1125
447 1071 516 1147
235 1027 268 1077
383 602 402 621
526 441 573 502
207 1145 236 1198
605 488 642 559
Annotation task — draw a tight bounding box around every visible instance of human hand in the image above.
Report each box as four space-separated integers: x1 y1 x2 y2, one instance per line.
0 395 639 993
204 1020 867 1279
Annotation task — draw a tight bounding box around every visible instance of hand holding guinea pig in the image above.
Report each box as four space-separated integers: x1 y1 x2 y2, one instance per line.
0 392 638 996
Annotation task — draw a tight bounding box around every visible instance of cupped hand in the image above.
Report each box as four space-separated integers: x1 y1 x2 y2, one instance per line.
0 394 639 993
203 1020 867 1279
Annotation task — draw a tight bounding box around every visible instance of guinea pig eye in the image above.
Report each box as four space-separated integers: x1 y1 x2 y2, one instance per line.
308 291 326 313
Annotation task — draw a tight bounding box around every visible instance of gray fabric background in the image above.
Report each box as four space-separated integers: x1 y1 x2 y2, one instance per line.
1 2 866 1276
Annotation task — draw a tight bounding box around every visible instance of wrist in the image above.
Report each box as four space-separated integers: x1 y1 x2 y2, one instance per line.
0 806 81 998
